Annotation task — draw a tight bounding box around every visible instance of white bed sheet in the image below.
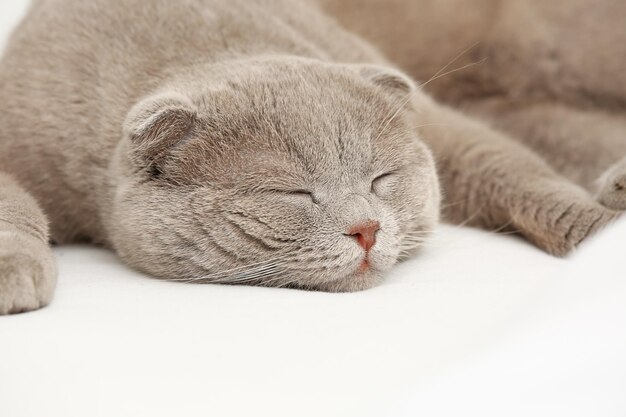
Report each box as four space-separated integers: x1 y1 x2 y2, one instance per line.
1 220 624 417
1 3 625 416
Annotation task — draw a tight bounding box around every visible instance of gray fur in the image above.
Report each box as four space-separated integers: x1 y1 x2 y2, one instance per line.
0 0 624 314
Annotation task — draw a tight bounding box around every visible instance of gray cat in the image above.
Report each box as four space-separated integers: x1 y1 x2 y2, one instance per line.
0 0 623 315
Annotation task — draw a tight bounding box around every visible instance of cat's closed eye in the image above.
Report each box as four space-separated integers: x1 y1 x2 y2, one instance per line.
371 172 396 196
286 189 316 199
265 188 319 204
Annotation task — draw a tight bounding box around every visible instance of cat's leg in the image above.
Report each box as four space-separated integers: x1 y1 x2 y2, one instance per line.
463 100 626 210
0 172 57 315
464 100 626 189
412 95 620 256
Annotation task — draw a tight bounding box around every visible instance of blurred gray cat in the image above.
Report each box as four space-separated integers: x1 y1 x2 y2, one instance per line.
0 0 624 314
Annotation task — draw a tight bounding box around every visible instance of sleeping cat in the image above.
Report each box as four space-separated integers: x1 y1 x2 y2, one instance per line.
0 0 623 315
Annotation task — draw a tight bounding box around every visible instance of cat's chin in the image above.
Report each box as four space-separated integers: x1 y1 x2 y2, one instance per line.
304 269 385 293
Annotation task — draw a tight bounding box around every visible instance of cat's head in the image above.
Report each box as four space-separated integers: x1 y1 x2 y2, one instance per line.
110 58 440 291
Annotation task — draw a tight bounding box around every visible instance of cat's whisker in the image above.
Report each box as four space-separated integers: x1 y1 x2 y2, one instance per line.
455 203 488 228
210 264 290 284
402 228 436 235
418 58 487 91
400 239 427 246
226 268 285 285
402 231 436 237
401 235 444 243
229 261 293 279
372 43 484 143
399 240 435 247
193 267 283 285
218 256 308 284
399 243 435 250
441 195 480 210
413 122 451 130
403 233 443 240
196 254 294 277
427 41 481 82
169 255 296 284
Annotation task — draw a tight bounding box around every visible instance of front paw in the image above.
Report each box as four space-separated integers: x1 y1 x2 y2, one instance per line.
0 233 57 315
511 187 620 257
596 157 626 210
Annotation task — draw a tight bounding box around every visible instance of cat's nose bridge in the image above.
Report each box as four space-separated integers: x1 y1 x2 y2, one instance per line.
336 192 380 237
338 192 376 219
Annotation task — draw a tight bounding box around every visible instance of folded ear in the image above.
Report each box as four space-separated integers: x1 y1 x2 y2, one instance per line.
355 65 416 102
124 92 197 173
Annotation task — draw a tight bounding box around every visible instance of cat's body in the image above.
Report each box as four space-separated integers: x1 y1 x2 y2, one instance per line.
0 0 624 314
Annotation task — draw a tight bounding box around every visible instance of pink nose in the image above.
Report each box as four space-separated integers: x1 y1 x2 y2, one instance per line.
347 220 380 252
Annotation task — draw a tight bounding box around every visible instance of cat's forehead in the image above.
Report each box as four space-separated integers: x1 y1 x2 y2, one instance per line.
187 66 415 183
202 64 396 120
237 99 408 177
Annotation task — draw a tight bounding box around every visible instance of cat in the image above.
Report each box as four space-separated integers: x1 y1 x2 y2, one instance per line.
0 0 623 315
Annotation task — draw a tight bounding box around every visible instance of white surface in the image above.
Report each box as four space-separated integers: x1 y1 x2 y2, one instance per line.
1 3 625 417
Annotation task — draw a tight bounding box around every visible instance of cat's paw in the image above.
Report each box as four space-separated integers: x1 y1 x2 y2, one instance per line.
0 233 57 315
596 157 626 210
511 184 620 257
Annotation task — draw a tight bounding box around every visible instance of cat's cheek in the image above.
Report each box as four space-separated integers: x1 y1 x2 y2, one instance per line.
369 245 401 272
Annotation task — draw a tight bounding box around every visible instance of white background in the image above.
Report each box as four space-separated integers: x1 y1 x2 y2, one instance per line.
0 2 625 416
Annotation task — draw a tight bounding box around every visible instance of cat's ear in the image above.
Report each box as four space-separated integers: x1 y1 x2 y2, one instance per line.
124 92 197 173
355 65 416 102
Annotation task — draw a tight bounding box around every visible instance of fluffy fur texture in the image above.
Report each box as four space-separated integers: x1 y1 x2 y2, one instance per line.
0 0 624 314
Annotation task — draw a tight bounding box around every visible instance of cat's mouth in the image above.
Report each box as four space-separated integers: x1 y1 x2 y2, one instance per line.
357 257 371 273
356 247 380 274
305 248 397 292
